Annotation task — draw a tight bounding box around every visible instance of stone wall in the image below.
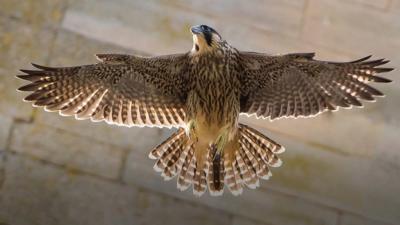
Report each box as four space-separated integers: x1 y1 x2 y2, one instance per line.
0 1 399 225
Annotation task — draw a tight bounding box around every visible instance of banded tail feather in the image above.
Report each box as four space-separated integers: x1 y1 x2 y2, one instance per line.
149 123 284 196
207 145 225 196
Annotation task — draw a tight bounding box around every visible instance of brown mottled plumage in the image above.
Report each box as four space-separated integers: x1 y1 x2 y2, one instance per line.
17 24 393 196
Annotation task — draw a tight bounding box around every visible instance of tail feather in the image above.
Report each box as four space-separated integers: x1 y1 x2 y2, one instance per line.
160 134 186 179
193 144 210 196
224 157 243 196
235 149 256 188
149 128 184 160
193 160 208 196
181 155 196 190
155 142 179 173
149 123 284 196
174 142 190 170
161 144 183 179
241 139 265 180
151 129 185 173
241 126 283 167
255 155 272 180
235 149 249 182
242 125 285 154
241 141 260 173
207 145 225 196
238 149 259 189
239 133 272 179
233 160 245 191
176 146 194 191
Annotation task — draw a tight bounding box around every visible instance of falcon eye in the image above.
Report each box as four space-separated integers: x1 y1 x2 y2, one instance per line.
195 44 199 51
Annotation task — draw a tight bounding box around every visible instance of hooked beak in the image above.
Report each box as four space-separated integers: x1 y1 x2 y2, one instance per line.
190 25 203 35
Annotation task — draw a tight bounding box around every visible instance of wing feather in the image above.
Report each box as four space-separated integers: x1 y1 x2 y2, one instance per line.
239 52 393 119
18 53 190 128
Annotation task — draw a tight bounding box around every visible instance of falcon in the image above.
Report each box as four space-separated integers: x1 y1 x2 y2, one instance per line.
17 25 393 196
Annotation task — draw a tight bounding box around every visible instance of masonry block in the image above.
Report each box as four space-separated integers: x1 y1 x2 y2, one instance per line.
0 0 67 28
9 122 125 179
0 154 232 225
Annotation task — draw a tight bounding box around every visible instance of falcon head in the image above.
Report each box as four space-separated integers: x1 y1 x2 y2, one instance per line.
190 25 222 53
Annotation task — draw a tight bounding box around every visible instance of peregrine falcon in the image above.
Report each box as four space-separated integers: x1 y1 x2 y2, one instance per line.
17 25 393 196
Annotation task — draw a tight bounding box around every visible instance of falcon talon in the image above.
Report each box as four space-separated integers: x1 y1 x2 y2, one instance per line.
17 24 394 197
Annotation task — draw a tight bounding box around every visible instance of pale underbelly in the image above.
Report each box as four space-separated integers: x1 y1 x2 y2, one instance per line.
187 91 240 144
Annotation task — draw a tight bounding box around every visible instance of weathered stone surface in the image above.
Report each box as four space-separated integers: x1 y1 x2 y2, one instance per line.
339 213 393 225
343 0 390 9
36 110 172 154
134 189 231 225
0 154 231 225
303 0 400 64
63 0 206 54
0 115 12 151
9 122 125 179
232 217 273 225
0 0 67 28
391 0 400 11
0 67 33 121
0 17 56 120
48 27 137 65
123 145 338 225
0 151 4 189
216 25 352 61
244 129 400 224
166 0 305 38
0 17 55 70
63 0 347 59
0 115 10 187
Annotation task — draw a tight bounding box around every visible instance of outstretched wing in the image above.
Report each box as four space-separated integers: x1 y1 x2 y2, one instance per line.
17 53 190 128
239 52 393 120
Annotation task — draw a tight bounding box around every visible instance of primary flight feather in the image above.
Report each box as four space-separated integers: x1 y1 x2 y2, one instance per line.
17 25 393 196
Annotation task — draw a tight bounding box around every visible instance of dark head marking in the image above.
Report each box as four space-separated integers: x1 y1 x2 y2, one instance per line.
191 25 221 46
201 25 220 46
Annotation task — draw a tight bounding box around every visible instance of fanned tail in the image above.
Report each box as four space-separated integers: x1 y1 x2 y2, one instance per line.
222 124 284 196
149 123 285 196
149 128 186 180
149 128 209 196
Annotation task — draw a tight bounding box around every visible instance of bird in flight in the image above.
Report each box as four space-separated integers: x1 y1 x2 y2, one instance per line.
17 25 393 196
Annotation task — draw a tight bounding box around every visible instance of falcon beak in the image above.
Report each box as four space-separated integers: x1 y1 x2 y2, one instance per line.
191 25 203 35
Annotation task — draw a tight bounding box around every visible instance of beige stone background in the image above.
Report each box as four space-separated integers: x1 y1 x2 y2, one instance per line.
0 0 399 225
